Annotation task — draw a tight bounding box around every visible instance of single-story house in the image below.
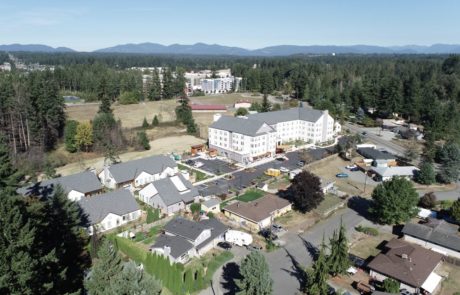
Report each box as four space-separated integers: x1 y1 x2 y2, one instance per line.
150 217 228 263
368 239 443 294
138 174 200 215
17 171 103 201
402 219 460 259
234 100 252 109
320 178 335 194
201 198 221 214
371 166 419 181
190 104 227 112
223 194 292 231
78 189 141 235
98 155 177 190
357 147 397 167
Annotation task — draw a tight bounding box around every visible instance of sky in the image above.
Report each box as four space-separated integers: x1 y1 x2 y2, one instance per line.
0 0 459 51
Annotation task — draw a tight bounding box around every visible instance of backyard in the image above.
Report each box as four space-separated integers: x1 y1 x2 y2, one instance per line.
220 189 265 208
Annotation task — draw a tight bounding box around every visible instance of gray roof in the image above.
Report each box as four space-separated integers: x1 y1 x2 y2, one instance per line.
196 218 228 250
357 147 396 160
209 116 275 136
202 198 221 208
17 171 103 198
402 220 460 252
107 155 177 184
149 174 199 206
164 217 228 242
248 107 325 125
78 189 140 224
150 235 194 259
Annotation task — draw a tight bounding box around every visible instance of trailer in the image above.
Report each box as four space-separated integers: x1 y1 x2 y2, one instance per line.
225 230 253 246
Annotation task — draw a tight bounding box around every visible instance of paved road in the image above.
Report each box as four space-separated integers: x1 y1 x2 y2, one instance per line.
345 123 406 156
417 181 460 201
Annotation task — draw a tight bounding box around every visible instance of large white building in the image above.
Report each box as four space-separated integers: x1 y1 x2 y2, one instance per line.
201 77 236 93
208 108 341 164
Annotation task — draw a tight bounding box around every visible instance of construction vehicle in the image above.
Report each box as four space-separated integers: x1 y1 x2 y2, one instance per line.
264 168 281 177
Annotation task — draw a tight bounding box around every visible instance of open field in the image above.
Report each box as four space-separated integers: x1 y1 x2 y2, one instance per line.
349 231 395 259
438 262 460 295
314 193 345 216
56 135 205 176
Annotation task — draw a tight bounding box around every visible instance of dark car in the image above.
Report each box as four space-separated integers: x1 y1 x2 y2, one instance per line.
217 241 232 250
297 161 305 167
185 159 195 165
259 228 278 240
276 157 286 162
350 167 360 172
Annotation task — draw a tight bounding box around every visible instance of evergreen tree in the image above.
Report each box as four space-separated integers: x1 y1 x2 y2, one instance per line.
415 161 436 185
110 261 162 295
451 198 460 222
142 117 149 128
235 107 249 117
419 192 437 209
327 221 351 276
148 69 162 101
261 94 271 113
370 177 419 224
137 131 150 150
0 135 21 190
162 68 175 99
236 251 273 295
305 239 329 295
64 120 79 153
152 115 159 126
85 239 124 295
437 141 460 183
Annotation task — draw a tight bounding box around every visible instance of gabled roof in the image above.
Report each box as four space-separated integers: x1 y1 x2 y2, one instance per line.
18 171 103 198
367 239 442 288
357 147 396 160
196 218 228 250
78 189 140 225
372 166 419 178
106 155 176 184
223 194 292 223
164 217 228 243
209 116 275 137
150 235 194 259
202 198 221 208
402 220 460 252
140 174 199 206
247 107 325 125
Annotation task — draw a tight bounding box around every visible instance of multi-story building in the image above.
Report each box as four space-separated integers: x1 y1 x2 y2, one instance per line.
201 77 235 94
208 107 341 164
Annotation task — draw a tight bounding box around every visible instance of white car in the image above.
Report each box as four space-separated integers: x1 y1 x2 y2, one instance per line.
279 167 290 173
346 164 357 169
193 161 204 168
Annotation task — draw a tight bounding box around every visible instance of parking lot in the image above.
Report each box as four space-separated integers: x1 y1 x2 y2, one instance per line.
196 158 238 175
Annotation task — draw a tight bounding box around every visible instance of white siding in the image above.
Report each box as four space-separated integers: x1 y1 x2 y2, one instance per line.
403 235 460 259
67 190 84 202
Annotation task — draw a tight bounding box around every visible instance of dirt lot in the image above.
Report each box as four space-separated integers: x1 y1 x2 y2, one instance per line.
438 262 460 295
349 231 396 260
309 156 376 197
56 135 205 176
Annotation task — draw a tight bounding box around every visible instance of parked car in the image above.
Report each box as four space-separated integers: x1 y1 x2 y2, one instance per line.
279 167 290 173
272 224 284 231
350 167 360 172
297 161 305 167
185 159 195 166
361 131 367 136
217 241 232 250
246 244 263 251
336 173 349 178
193 161 204 168
276 157 286 162
345 164 357 169
259 229 278 240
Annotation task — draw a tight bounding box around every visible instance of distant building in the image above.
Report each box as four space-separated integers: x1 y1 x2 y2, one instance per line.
357 147 397 167
371 166 419 181
234 100 252 109
190 104 227 112
0 62 11 71
201 77 235 94
201 198 221 214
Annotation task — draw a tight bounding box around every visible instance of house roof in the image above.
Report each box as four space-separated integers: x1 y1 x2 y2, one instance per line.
196 218 228 250
150 234 194 259
402 220 460 252
357 148 396 160
140 174 199 206
106 155 176 184
209 116 276 137
223 194 292 223
372 166 419 178
17 171 103 198
78 189 140 225
367 239 442 288
190 104 226 111
163 217 228 243
202 198 221 208
247 107 325 125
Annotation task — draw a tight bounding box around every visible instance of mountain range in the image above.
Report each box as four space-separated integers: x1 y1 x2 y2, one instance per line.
1 42 460 55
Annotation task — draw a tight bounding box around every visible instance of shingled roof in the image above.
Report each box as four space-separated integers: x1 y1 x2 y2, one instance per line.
141 174 198 206
402 220 460 252
151 235 194 259
209 116 275 137
78 189 140 225
17 171 103 198
367 239 442 288
248 107 325 125
106 155 176 183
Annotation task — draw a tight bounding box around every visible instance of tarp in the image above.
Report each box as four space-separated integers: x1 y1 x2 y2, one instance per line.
421 272 442 293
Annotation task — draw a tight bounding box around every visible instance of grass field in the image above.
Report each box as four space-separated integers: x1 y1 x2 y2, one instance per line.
221 189 265 208
350 231 395 259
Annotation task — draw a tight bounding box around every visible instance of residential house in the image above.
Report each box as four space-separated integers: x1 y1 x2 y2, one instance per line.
78 189 141 235
150 217 228 263
371 166 419 181
98 155 177 190
368 239 443 294
208 107 340 164
402 219 460 259
17 171 103 201
138 174 200 215
201 198 221 214
357 147 397 167
223 194 292 231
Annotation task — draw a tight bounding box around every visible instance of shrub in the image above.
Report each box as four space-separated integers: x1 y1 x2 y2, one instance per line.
119 91 140 105
419 192 437 209
146 208 161 224
355 225 379 236
190 203 201 214
137 131 150 150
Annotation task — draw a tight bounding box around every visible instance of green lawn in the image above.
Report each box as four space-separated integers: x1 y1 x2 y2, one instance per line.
221 189 265 208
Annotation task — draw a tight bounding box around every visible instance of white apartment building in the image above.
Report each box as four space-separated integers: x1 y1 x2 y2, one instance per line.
208 108 341 164
201 77 235 93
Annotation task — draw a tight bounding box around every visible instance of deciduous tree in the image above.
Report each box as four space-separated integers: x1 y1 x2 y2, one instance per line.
286 171 324 213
